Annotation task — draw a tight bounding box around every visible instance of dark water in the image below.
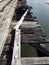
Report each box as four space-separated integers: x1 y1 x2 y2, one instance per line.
21 0 49 57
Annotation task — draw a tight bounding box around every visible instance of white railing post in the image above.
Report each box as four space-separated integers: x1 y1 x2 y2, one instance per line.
11 9 29 65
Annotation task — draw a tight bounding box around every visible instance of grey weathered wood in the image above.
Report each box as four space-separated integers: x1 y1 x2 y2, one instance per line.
11 30 21 65
0 0 18 22
21 57 49 65
20 21 46 44
11 10 29 65
0 0 18 56
0 0 12 11
10 21 47 44
20 21 41 28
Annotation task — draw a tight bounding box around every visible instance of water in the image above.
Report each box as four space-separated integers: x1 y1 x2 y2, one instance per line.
21 0 49 57
21 44 38 57
27 0 49 49
27 0 49 39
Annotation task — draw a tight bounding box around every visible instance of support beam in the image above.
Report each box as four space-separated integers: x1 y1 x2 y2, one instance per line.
14 9 29 30
11 30 21 65
11 9 29 65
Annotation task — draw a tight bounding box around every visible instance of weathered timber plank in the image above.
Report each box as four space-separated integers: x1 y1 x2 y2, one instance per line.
20 21 41 28
0 0 18 22
20 21 46 44
11 10 29 65
0 0 12 11
21 34 46 44
10 21 46 44
11 30 21 65
0 0 18 56
21 57 49 65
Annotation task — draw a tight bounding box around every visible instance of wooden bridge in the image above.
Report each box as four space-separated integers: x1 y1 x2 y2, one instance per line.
0 0 49 65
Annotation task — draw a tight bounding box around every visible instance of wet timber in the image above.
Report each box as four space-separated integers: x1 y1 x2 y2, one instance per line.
0 0 49 65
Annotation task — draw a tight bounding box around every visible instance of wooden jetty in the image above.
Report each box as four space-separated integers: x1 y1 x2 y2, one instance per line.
0 0 18 56
0 0 49 65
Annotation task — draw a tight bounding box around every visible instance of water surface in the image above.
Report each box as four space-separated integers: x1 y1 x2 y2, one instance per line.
27 0 49 39
21 0 49 57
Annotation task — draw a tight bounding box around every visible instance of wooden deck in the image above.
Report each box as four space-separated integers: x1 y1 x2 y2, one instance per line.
0 0 18 56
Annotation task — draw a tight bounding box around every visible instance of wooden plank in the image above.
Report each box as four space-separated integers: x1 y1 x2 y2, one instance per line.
20 21 41 28
0 0 18 22
0 0 12 11
20 21 46 44
21 57 49 65
11 10 29 65
10 21 47 44
0 0 18 56
10 21 46 44
11 30 21 65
